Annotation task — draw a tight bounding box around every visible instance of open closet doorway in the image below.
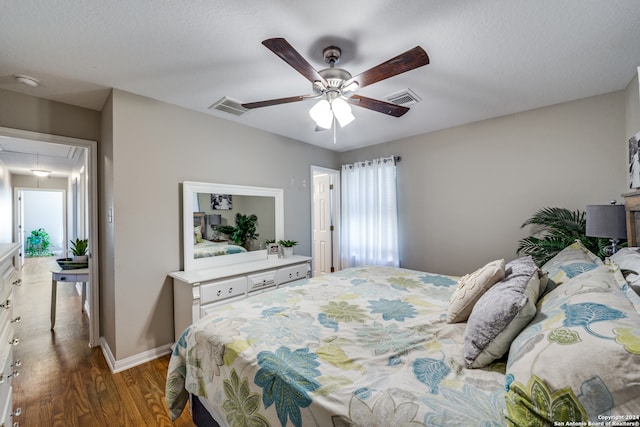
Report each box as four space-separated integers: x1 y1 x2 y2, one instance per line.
0 126 100 347
310 166 340 276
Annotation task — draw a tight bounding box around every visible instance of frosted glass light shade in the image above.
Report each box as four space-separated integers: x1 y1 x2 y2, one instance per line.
332 98 354 128
309 99 333 129
31 169 51 177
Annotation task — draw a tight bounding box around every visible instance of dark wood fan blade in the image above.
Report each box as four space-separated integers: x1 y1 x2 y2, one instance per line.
345 46 429 90
348 94 410 117
242 95 307 109
262 38 327 85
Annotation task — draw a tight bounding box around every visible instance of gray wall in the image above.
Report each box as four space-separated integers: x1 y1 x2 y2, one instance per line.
339 91 628 276
625 68 640 143
0 89 101 142
104 89 338 360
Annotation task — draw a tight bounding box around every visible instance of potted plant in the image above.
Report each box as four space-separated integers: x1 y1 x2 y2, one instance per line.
278 239 298 257
26 228 53 257
517 207 613 265
230 213 259 250
70 238 89 262
217 214 260 250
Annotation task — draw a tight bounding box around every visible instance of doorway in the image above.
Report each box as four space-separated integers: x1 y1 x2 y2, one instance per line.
0 126 100 347
311 166 340 276
18 188 66 259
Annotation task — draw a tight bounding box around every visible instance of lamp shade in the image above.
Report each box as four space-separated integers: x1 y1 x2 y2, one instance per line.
207 214 221 226
585 204 627 239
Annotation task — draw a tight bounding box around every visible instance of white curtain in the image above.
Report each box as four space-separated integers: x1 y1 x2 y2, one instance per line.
340 156 399 268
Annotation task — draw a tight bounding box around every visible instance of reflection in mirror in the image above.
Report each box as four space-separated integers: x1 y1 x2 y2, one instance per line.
193 193 275 253
183 182 284 271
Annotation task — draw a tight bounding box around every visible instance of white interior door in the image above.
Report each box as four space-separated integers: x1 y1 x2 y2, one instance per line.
311 166 340 275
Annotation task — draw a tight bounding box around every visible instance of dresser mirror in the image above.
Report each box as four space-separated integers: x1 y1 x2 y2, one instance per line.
183 181 284 271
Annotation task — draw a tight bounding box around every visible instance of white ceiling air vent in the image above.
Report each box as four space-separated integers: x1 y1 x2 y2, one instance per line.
209 96 249 117
384 88 422 106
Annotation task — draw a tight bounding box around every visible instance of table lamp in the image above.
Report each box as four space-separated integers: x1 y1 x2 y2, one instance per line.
586 202 627 256
207 214 221 240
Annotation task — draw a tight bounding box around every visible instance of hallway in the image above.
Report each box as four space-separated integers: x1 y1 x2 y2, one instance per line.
12 256 194 426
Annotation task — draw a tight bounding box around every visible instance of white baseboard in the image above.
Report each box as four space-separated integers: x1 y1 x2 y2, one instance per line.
100 337 173 373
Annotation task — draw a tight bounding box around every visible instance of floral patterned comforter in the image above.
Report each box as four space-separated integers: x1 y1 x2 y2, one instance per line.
166 266 507 426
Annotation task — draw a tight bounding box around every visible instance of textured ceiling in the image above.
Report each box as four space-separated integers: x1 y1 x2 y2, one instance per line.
1 0 640 152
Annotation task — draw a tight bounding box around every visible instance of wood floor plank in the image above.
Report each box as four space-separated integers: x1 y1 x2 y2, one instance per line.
12 256 195 426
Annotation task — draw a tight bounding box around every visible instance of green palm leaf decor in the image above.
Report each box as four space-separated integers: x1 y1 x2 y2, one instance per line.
517 207 614 265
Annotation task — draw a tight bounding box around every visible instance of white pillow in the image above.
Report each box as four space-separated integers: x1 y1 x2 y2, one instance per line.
446 259 505 323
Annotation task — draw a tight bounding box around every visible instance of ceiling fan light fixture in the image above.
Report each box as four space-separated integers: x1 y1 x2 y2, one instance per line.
309 99 333 129
331 98 354 128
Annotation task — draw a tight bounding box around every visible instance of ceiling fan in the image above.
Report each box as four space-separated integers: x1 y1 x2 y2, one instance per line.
241 38 430 131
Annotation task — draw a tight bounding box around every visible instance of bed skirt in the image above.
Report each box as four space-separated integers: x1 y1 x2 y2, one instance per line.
191 394 221 427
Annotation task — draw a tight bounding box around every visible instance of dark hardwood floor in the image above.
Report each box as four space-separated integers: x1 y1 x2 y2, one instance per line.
13 256 194 426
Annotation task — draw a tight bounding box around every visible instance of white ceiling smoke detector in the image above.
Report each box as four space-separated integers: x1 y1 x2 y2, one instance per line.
14 74 40 87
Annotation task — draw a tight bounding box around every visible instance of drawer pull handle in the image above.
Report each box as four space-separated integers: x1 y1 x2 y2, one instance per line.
12 359 21 368
9 338 19 346
7 370 18 379
216 290 221 296
11 316 21 324
0 299 10 309
12 407 22 417
12 278 22 286
228 287 233 293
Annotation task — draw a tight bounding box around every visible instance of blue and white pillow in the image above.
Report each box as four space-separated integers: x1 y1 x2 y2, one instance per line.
540 240 603 294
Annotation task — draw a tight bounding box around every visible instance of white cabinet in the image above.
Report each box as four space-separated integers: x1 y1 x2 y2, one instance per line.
170 255 311 341
0 243 20 427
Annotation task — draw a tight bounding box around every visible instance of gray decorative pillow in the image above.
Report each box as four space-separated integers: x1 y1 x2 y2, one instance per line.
464 256 542 368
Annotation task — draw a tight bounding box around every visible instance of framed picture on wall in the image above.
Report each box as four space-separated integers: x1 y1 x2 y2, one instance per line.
629 131 640 189
211 194 232 210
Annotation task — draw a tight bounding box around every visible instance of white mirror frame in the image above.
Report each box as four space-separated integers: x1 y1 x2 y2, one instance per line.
183 181 284 271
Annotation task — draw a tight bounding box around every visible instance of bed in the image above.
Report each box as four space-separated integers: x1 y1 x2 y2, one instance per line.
194 239 247 259
166 241 640 426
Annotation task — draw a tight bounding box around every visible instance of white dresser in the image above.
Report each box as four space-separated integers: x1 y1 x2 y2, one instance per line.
0 243 21 427
170 255 311 341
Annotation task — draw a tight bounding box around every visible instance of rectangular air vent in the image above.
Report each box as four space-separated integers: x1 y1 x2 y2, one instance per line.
209 96 249 117
384 88 422 106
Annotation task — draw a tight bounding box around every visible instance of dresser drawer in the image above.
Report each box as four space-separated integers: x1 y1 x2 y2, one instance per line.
200 295 246 318
278 263 309 285
53 272 85 282
247 271 276 293
200 276 247 305
0 346 14 418
0 265 18 303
